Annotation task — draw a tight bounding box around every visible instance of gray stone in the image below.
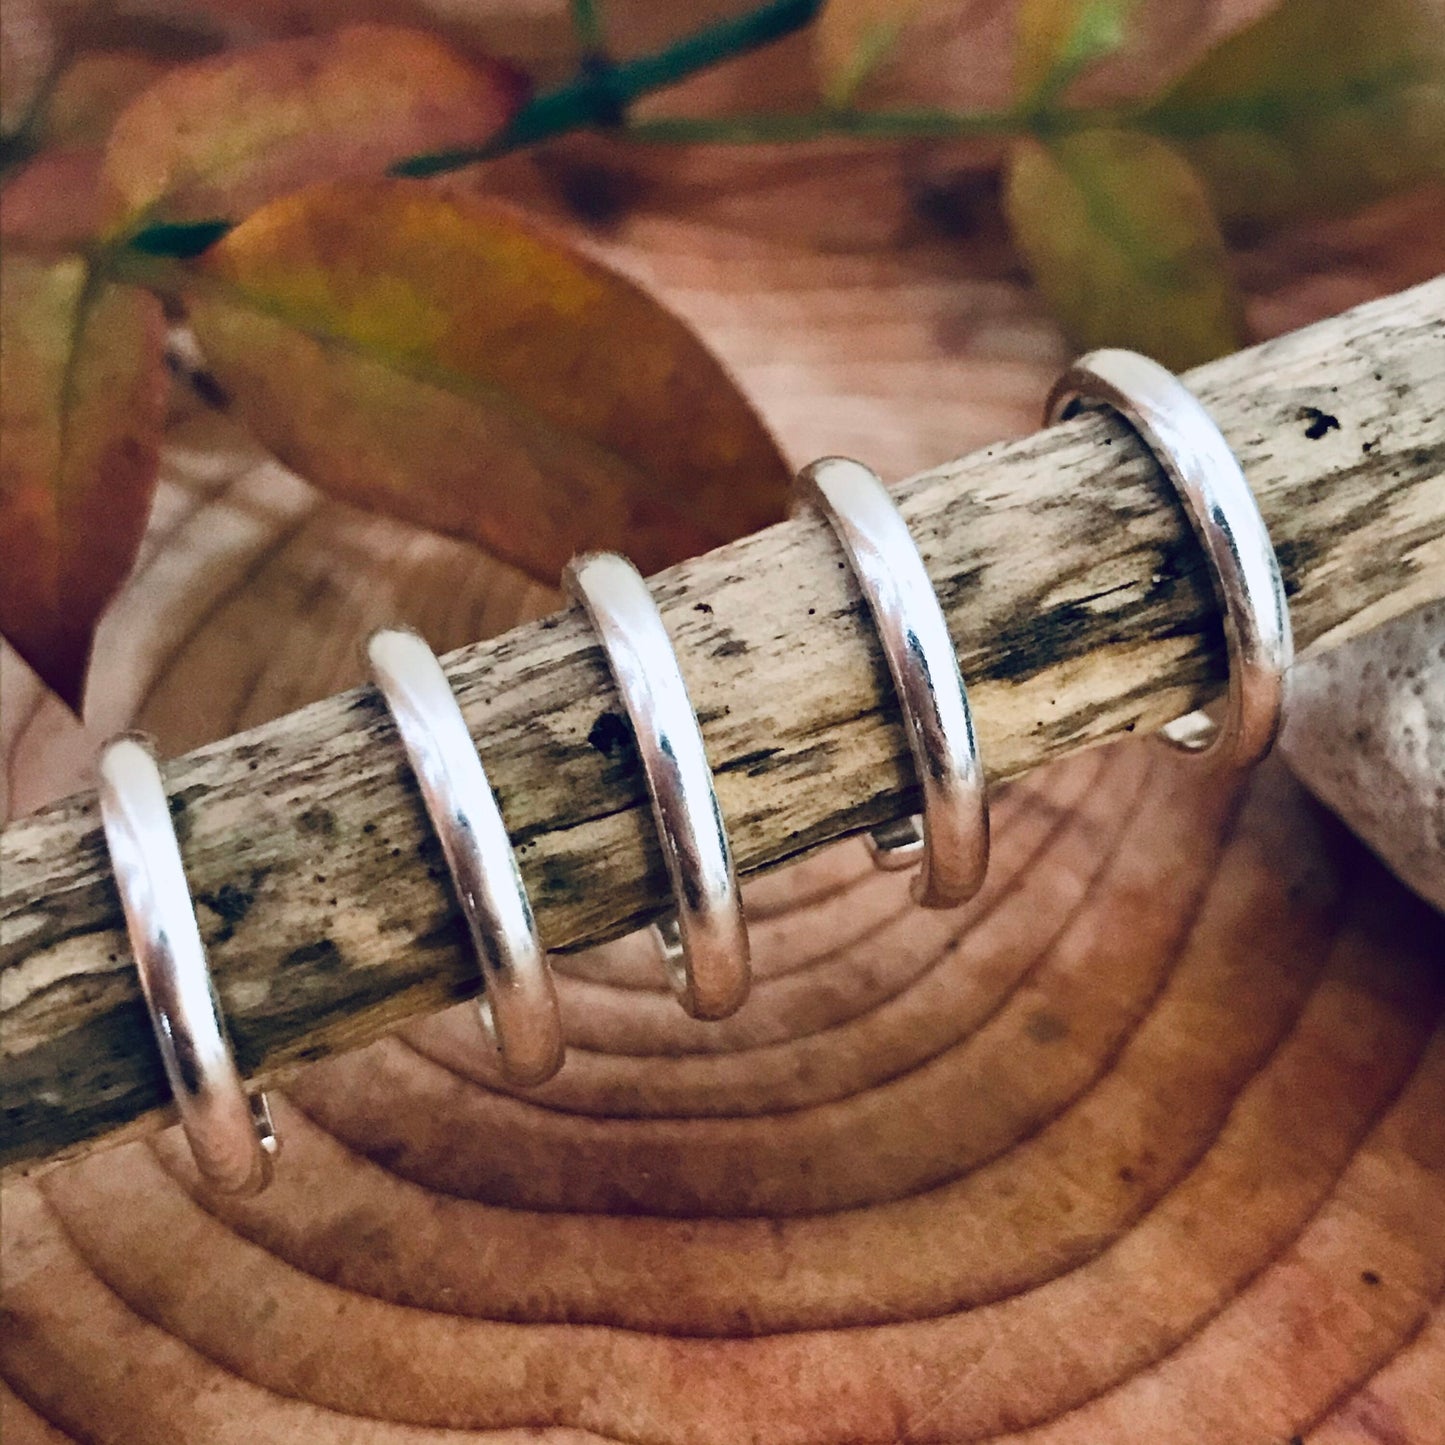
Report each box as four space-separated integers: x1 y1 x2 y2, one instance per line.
1282 602 1445 913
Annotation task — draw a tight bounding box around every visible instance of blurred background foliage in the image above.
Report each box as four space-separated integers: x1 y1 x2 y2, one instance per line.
2 0 1442 712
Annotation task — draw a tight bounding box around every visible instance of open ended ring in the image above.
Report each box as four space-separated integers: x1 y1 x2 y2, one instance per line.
98 735 279 1195
795 456 990 908
564 552 751 1021
1045 349 1293 770
368 628 563 1086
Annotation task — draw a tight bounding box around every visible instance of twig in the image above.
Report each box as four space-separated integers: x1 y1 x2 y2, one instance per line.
2 279 1442 1178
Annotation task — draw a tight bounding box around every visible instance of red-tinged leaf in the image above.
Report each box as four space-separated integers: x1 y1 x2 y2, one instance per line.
0 257 168 710
100 24 528 229
185 180 791 579
2 51 169 251
0 148 108 247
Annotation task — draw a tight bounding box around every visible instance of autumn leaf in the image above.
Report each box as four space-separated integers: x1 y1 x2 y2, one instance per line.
1153 0 1445 229
0 149 109 246
1004 128 1242 367
0 257 167 709
812 1 1279 120
183 180 791 580
2 50 170 249
39 49 169 148
100 24 528 231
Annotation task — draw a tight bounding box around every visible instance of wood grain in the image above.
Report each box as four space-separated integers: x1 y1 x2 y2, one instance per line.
4 750 1443 1442
2 130 1443 1433
3 276 1444 1178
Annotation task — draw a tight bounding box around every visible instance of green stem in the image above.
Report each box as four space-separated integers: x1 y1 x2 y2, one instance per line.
625 107 1025 145
1131 69 1421 140
125 219 235 259
569 0 607 55
393 0 825 176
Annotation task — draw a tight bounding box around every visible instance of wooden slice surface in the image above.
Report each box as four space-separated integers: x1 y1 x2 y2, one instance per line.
3 129 1443 1442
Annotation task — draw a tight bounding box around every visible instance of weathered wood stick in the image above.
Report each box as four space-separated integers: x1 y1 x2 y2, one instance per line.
3 279 1443 1178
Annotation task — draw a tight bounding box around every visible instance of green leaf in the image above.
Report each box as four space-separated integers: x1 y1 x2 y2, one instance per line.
1016 0 1135 105
1004 128 1242 368
1150 0 1445 227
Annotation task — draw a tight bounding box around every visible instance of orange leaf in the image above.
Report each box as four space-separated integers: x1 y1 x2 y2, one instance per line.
186 180 791 579
0 256 167 710
100 24 528 229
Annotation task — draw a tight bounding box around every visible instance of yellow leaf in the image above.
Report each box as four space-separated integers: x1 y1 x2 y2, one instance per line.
1156 0 1445 227
815 0 924 106
187 180 791 582
1016 0 1135 103
1004 129 1242 367
100 25 527 229
0 256 167 709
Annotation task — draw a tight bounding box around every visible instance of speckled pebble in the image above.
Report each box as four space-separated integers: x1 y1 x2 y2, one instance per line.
1281 601 1444 914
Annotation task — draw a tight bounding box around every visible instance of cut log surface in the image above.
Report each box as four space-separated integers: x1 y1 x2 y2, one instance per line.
2 126 1444 1440
4 753 1444 1443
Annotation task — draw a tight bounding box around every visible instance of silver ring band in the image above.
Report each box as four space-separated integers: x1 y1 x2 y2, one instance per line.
796 457 990 908
564 552 751 1020
98 735 278 1194
368 629 563 1086
1045 349 1293 770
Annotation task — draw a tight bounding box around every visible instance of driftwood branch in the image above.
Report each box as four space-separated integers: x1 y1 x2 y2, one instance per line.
3 278 1443 1178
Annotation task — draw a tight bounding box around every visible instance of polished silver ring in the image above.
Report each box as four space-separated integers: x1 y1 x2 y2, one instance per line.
795 457 990 908
368 628 563 1086
98 735 278 1195
564 552 750 1020
1045 349 1293 770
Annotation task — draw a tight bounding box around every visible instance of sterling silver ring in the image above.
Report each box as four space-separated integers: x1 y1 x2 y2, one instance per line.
795 456 990 908
564 552 750 1020
1045 349 1293 770
98 735 279 1195
369 628 563 1086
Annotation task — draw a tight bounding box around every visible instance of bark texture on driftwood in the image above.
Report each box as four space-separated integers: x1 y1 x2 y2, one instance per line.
3 279 1444 1177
